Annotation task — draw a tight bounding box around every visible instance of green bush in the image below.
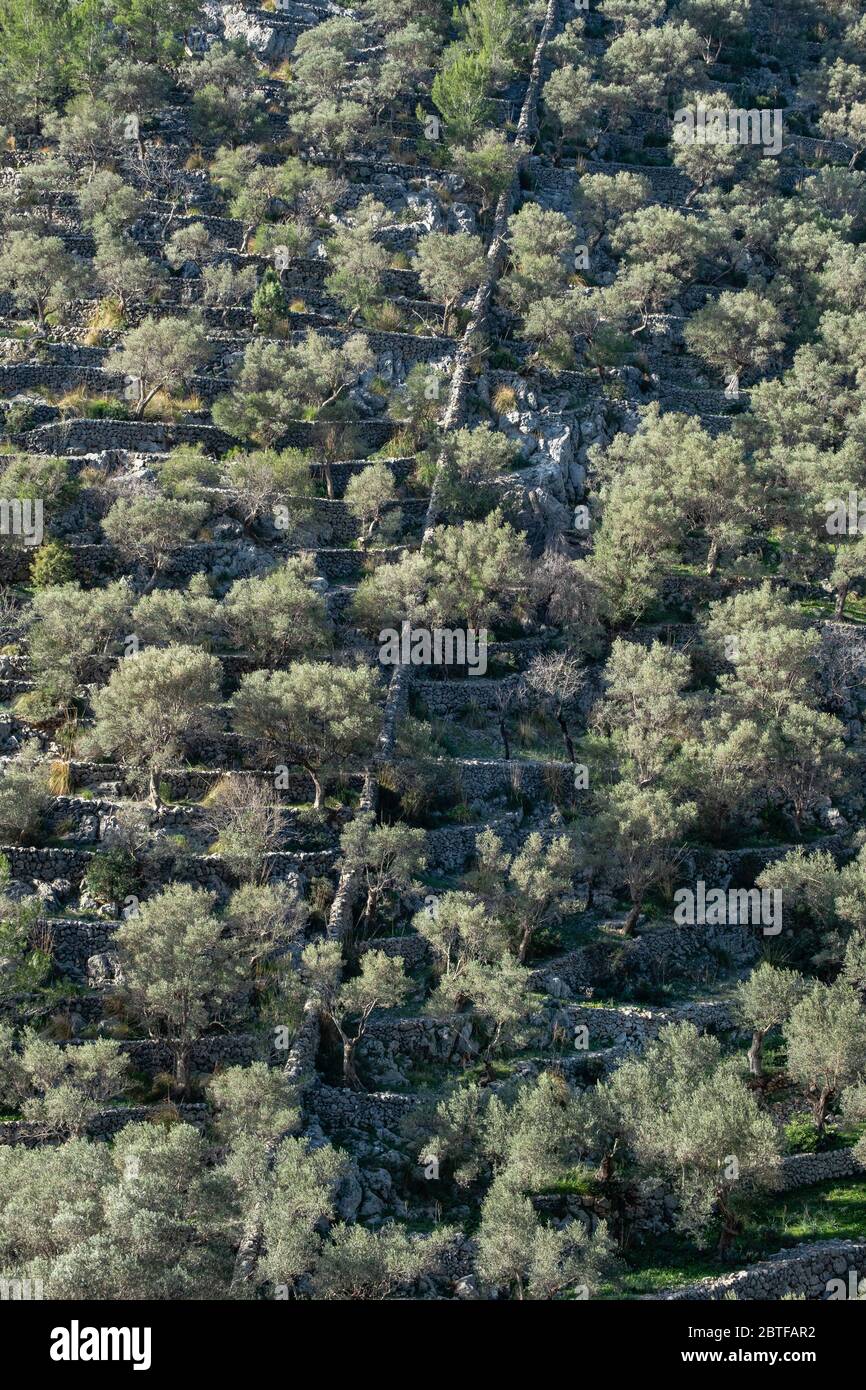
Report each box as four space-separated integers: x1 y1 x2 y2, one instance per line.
3 402 34 434
30 540 75 589
84 398 128 420
251 269 288 332
784 1115 820 1155
83 848 140 906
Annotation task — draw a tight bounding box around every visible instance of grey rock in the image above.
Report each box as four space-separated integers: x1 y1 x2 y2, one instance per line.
454 1275 480 1299
87 952 124 988
335 1167 363 1222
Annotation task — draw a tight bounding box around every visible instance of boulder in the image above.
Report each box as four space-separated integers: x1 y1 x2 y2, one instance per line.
86 951 124 989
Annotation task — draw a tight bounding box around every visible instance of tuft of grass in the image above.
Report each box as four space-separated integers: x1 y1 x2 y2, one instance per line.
491 383 518 414
83 297 125 345
373 428 416 459
142 391 203 421
47 760 73 796
363 301 406 332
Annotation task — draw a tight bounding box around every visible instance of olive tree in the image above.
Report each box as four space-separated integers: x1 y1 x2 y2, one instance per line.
93 644 223 807
606 1023 779 1254
115 314 210 415
733 962 806 1080
0 1123 235 1299
501 204 576 314
93 232 164 315
675 0 751 63
115 884 245 1093
223 557 332 664
425 512 531 631
573 170 651 250
224 882 309 973
325 202 391 322
102 495 207 590
302 940 409 1087
414 890 510 981
450 130 520 215
339 811 427 936
817 59 866 169
0 231 84 327
579 779 695 934
684 289 789 393
784 981 866 1134
476 1173 615 1300
132 574 222 649
28 579 133 704
474 827 577 964
415 230 486 331
344 462 402 549
525 651 586 763
593 638 696 787
2 1033 129 1140
311 1222 453 1301
0 742 52 843
232 661 381 811
542 65 599 157
77 171 141 238
213 331 374 447
165 222 215 271
205 775 287 885
224 447 315 522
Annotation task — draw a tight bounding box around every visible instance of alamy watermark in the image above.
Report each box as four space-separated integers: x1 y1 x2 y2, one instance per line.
673 104 783 157
826 492 866 535
673 880 782 934
50 1322 151 1370
0 497 43 546
378 624 488 675
827 1269 865 1299
1 1277 43 1299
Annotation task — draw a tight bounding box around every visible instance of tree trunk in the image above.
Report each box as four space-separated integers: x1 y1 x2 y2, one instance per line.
175 1044 190 1095
342 1037 361 1090
835 581 849 620
517 922 533 964
747 1029 765 1079
362 886 378 937
309 770 324 812
622 901 642 937
556 710 575 763
706 534 720 577
814 1084 833 1135
148 767 162 810
595 1151 614 1183
499 718 511 761
716 1204 741 1258
135 383 161 418
323 461 335 501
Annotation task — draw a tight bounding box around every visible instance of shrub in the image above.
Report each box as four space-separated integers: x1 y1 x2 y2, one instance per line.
784 1115 820 1154
251 270 289 332
30 541 74 589
3 402 35 434
83 848 140 906
0 742 51 843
